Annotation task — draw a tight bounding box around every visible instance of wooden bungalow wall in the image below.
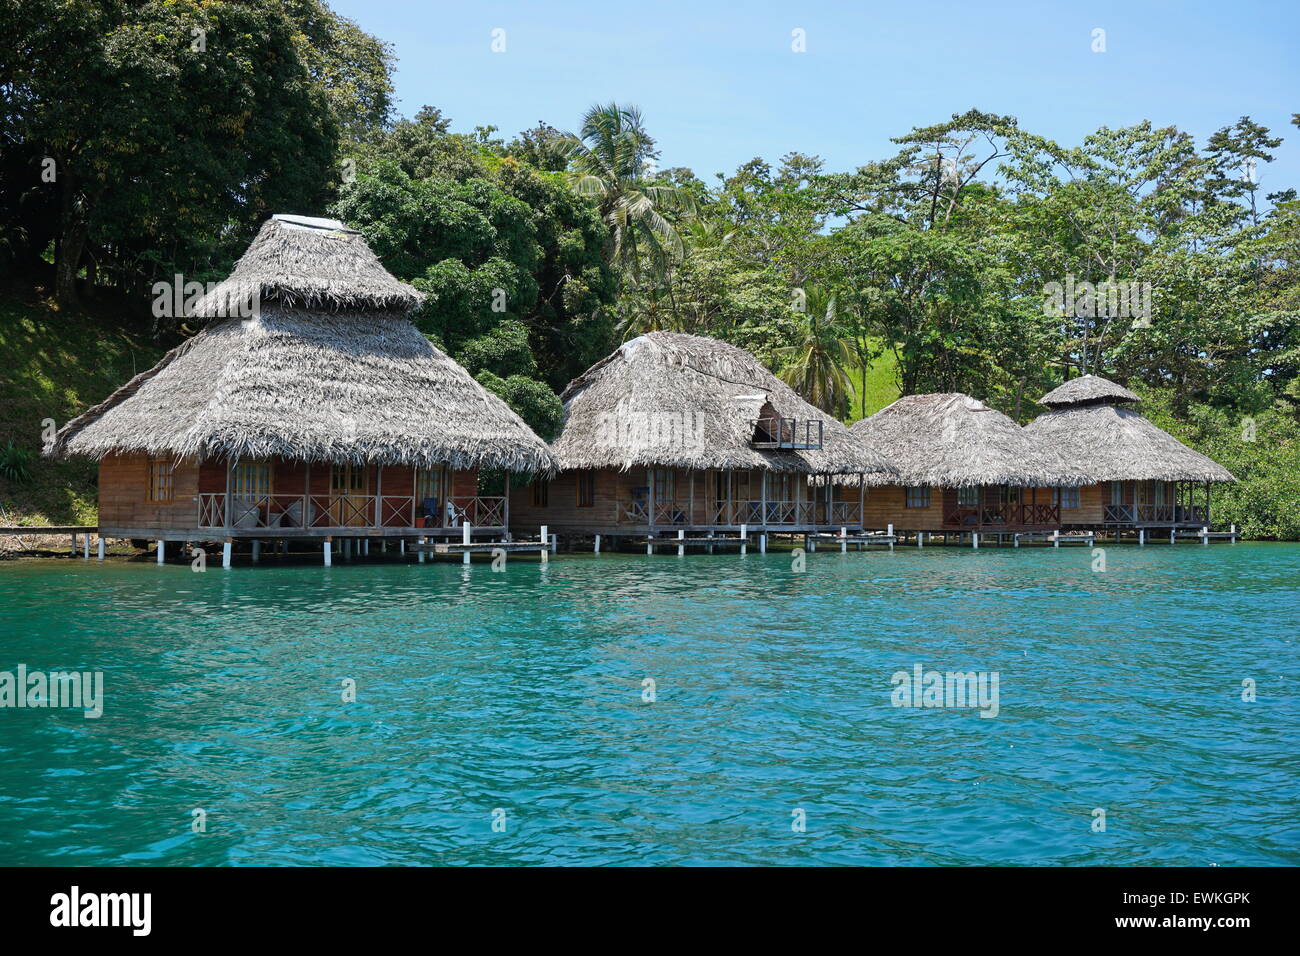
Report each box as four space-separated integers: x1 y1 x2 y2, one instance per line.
98 452 481 536
99 453 201 531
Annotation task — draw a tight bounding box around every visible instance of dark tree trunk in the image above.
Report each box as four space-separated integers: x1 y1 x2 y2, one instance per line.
55 174 92 307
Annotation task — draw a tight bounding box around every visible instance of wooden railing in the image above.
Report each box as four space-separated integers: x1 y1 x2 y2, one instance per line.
626 498 861 527
750 417 824 450
197 493 507 530
943 503 1060 528
1104 504 1208 524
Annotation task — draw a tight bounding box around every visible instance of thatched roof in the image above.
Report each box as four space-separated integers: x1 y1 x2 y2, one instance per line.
850 393 1088 487
189 215 424 317
1025 404 1235 483
47 214 555 473
551 332 893 475
1039 374 1140 408
48 309 556 472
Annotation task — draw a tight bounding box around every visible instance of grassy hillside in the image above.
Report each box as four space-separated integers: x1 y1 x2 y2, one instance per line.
844 345 901 425
0 284 163 526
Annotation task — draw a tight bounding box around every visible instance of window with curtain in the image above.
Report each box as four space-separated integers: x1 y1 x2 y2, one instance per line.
1053 486 1080 509
577 471 596 507
232 460 272 497
651 468 674 502
532 479 549 507
957 486 979 507
905 486 930 508
416 467 443 503
148 459 174 502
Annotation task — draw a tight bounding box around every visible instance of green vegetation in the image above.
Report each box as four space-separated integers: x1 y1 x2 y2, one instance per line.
0 286 162 524
1 3 1296 535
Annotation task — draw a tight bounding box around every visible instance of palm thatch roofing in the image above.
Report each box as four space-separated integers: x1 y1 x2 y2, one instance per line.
1026 378 1235 483
47 216 556 474
189 214 424 316
551 331 893 475
1039 374 1140 408
849 393 1088 488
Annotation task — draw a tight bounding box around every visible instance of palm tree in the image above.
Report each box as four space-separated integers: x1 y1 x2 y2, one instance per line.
775 286 855 416
566 103 693 285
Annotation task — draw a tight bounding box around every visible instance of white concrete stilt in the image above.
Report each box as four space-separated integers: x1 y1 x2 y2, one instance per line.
418 536 426 563
972 532 979 550
1053 531 1060 549
399 539 405 556
740 523 747 555
917 531 924 548
252 540 261 563
81 533 91 559
840 526 847 553
363 538 370 557
759 533 767 554
1200 525 1209 545
157 540 165 564
594 534 601 554
222 538 232 568
323 538 332 567
463 521 472 565
1138 528 1145 547
96 536 105 561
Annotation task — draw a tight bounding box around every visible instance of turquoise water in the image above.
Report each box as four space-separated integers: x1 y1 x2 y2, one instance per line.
0 543 1296 866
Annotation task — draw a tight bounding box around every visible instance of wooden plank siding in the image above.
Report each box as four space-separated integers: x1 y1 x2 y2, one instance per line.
96 453 485 538
98 453 201 532
510 467 858 534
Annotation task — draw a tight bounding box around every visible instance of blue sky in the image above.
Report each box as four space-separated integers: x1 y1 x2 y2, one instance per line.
330 0 1299 193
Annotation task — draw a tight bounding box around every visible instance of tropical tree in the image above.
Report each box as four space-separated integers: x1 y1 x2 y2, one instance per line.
775 286 855 416
565 103 693 284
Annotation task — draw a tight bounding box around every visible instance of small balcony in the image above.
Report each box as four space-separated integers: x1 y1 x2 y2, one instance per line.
197 493 507 534
1103 504 1209 526
750 416 824 450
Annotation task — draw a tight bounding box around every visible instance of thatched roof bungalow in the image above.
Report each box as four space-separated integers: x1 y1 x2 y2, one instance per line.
509 331 894 536
847 393 1087 533
1025 373 1235 528
47 214 556 559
